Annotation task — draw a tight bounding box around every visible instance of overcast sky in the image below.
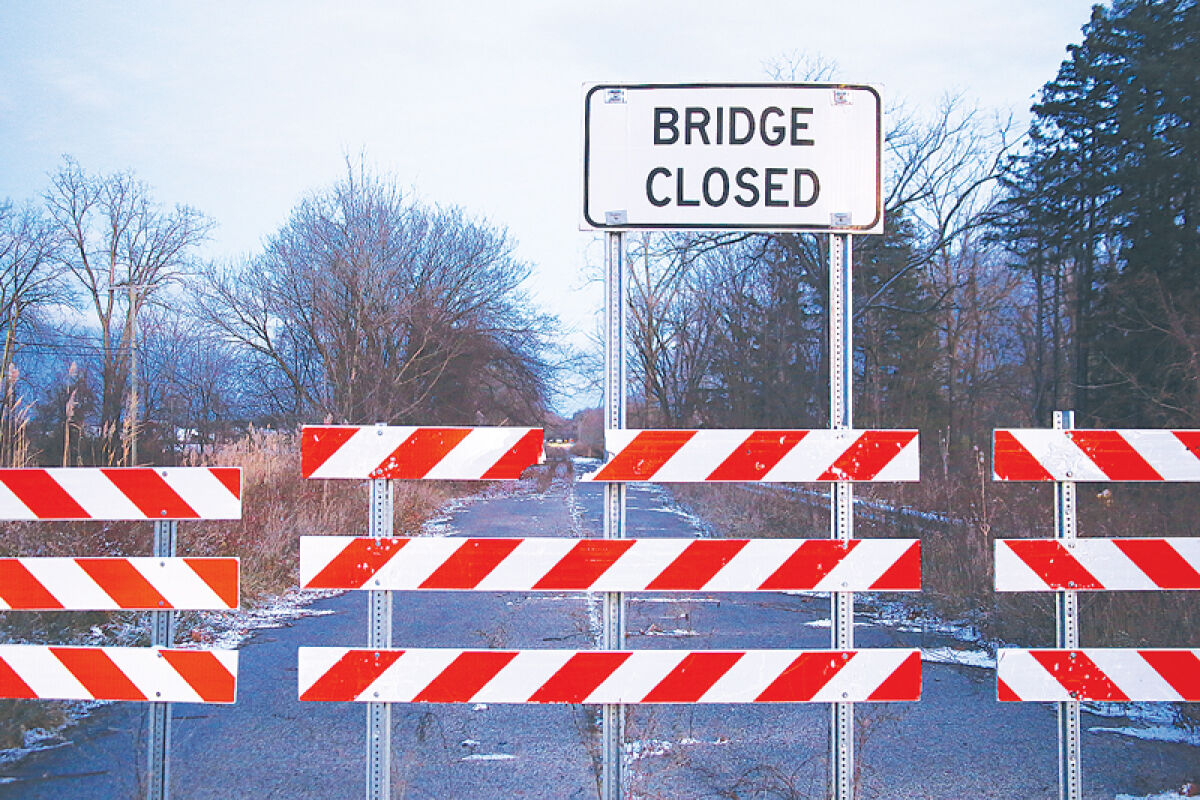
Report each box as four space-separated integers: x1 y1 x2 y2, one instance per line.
0 1 1100 409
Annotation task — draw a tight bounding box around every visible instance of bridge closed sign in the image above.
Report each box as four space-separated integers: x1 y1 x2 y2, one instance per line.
582 83 882 233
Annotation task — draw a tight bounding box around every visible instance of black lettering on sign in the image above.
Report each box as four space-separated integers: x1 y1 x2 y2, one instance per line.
794 168 819 207
760 107 785 146
676 169 700 206
730 107 754 144
791 108 814 146
702 168 730 206
646 167 671 206
654 108 679 145
765 167 787 206
685 107 710 145
735 167 759 207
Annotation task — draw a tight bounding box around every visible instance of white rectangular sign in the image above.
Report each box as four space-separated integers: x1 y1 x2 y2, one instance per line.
582 83 882 233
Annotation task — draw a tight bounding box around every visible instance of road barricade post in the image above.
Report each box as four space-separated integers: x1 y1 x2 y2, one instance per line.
0 466 244 800
992 421 1200 800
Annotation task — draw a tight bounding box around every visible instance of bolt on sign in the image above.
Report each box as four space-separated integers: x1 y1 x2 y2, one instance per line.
582 83 882 232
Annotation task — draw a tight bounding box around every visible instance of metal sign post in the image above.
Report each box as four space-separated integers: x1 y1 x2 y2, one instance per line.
583 83 886 800
367 475 394 800
829 232 854 800
147 519 177 800
602 229 627 800
1052 410 1081 800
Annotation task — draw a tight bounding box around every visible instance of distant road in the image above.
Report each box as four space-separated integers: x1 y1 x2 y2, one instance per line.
1 473 1195 799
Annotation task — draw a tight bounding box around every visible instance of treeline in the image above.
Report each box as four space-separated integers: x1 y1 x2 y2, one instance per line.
0 160 557 467
620 0 1198 476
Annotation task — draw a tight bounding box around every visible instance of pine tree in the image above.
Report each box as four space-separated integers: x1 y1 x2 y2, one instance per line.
1000 0 1200 424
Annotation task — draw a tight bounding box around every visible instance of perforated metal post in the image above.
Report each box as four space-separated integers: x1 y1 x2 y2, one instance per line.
147 519 177 800
1053 410 1082 800
829 232 855 800
602 229 627 800
367 474 394 800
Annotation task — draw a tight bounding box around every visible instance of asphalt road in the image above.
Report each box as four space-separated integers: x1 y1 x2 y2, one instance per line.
0 471 1196 799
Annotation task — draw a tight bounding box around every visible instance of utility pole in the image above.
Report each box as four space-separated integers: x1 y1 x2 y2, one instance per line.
121 282 151 466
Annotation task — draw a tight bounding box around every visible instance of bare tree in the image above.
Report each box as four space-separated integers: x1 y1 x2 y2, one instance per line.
44 157 212 464
0 200 68 464
201 163 555 425
870 94 1016 316
136 307 245 462
627 233 721 426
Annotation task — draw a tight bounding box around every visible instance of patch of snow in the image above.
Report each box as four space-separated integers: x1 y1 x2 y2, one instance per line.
921 646 996 669
460 753 516 762
678 736 731 746
472 704 488 711
1115 793 1190 800
624 739 673 762
0 702 103 767
1082 702 1178 724
460 739 480 747
801 618 874 630
640 628 701 637
629 597 720 605
193 588 342 651
1091 725 1200 747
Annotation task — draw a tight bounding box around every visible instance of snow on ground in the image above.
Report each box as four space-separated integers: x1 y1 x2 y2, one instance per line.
639 627 702 637
1091 724 1200 747
624 736 731 767
192 587 342 650
624 739 674 761
0 711 97 768
920 646 997 669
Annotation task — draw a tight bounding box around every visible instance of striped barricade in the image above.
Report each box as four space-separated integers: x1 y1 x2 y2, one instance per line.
300 536 921 592
0 645 238 703
997 649 1200 702
585 429 919 482
993 429 1200 482
0 557 239 610
996 539 1200 591
992 424 1200 800
298 647 921 704
301 425 544 480
0 464 244 719
0 467 242 519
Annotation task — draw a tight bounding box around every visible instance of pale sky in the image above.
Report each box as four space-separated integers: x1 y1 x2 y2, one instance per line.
0 1 1100 410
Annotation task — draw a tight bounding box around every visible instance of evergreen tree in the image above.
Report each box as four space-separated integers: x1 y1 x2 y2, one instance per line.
1001 0 1200 424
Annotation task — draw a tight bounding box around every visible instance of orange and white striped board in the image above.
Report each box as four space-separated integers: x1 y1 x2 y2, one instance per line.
997 648 1200 702
299 536 920 592
0 557 239 610
993 429 1200 482
0 645 238 703
585 429 919 482
301 426 544 480
0 467 242 520
297 647 921 703
996 539 1200 592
